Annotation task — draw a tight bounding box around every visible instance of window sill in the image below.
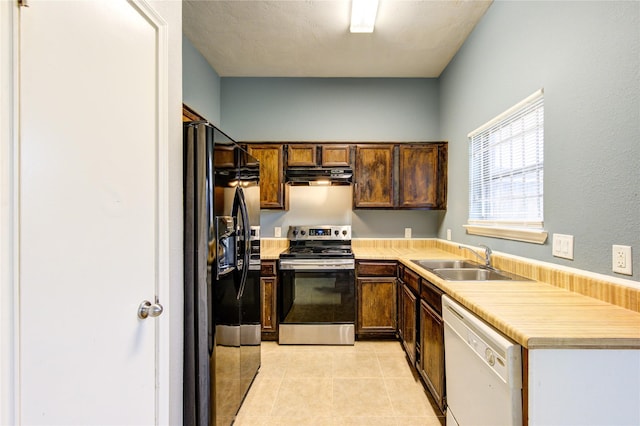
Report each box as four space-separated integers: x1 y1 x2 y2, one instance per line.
463 224 548 244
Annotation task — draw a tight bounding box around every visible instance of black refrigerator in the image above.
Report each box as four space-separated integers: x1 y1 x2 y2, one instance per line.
184 122 261 426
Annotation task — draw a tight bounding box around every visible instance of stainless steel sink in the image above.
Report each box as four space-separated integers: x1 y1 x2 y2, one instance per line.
432 268 514 281
410 259 532 282
410 259 480 270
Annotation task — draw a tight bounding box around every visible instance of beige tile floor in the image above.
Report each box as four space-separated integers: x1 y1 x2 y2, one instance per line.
235 341 445 425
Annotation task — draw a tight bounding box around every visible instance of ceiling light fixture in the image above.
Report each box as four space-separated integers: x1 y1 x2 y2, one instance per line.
350 0 379 33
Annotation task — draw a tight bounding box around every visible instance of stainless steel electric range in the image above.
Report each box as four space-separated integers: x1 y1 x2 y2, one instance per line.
278 225 355 345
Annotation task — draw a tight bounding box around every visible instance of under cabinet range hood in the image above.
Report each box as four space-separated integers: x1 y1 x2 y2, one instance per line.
285 167 353 185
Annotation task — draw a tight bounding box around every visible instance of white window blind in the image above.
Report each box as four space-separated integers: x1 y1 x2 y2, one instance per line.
468 89 544 230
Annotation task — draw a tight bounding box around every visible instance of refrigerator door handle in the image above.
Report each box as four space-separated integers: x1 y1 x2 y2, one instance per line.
234 187 250 300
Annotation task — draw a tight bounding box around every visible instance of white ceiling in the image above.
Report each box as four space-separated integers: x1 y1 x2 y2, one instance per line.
183 0 493 78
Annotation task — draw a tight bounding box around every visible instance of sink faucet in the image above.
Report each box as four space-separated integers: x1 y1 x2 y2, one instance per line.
459 244 493 268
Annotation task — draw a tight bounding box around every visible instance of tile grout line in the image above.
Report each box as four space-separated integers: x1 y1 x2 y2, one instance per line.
378 349 403 420
266 371 284 419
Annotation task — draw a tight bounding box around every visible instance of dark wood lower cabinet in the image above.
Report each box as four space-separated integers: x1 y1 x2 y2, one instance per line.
397 275 404 342
356 261 398 338
261 277 276 333
400 283 417 365
419 299 446 412
356 277 397 337
261 260 278 341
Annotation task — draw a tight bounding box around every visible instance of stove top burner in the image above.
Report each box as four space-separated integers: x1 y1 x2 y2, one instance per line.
286 247 350 253
322 248 349 254
280 246 353 259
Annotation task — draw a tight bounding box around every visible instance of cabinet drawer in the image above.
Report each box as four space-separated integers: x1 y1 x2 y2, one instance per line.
421 279 444 315
261 260 277 277
356 261 397 277
403 267 420 294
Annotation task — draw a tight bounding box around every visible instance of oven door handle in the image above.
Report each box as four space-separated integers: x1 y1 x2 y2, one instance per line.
279 261 355 270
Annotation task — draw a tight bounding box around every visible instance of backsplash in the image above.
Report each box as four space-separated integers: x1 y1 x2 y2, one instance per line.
259 186 442 238
263 237 640 313
434 240 640 314
261 238 289 251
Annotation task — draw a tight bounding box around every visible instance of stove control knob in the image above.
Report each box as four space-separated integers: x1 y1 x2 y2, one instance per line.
342 230 348 236
292 230 298 236
334 230 339 236
301 230 306 236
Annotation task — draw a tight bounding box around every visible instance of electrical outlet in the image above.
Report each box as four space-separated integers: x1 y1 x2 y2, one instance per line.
404 228 412 238
446 229 452 241
612 245 632 275
274 227 281 238
552 234 574 260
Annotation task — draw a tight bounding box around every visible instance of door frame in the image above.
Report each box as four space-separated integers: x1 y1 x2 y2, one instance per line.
0 1 171 424
1 1 19 424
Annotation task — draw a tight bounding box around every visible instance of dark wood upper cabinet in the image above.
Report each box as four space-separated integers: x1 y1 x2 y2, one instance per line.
399 144 447 209
287 144 317 167
321 145 351 167
246 144 288 210
288 144 352 167
354 143 447 210
243 141 446 211
354 144 395 208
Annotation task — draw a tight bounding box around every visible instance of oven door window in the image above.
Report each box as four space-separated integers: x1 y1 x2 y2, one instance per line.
280 269 355 324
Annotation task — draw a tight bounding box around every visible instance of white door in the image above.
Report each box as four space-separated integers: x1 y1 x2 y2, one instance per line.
18 1 168 424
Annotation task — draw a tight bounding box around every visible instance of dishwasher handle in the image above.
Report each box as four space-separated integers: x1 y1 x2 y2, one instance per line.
446 304 465 321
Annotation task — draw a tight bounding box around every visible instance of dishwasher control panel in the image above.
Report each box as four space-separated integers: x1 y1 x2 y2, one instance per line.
464 326 508 381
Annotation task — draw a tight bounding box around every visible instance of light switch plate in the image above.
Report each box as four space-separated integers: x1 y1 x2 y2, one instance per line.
404 228 412 238
274 227 281 238
552 234 574 260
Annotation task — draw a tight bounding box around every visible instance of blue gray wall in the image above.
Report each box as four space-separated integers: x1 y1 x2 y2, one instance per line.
182 1 639 279
439 1 640 280
182 35 221 125
221 77 443 239
220 78 439 141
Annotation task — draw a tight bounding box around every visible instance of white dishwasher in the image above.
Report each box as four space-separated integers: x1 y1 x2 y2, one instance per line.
442 295 522 426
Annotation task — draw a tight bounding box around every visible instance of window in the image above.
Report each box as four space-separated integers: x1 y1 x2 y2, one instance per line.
464 89 548 244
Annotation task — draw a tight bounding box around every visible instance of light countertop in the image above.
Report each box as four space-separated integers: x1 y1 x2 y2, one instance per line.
259 246 286 260
355 246 640 350
260 239 640 349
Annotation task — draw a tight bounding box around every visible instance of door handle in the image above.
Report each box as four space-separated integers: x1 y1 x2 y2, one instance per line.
138 300 164 319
